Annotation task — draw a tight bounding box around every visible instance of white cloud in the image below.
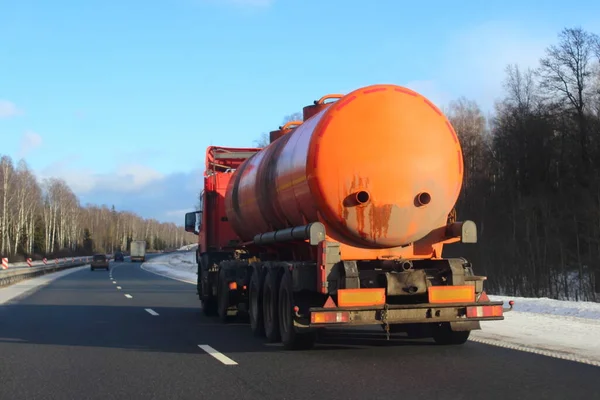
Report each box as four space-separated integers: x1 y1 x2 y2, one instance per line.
18 131 43 158
34 160 202 223
115 164 164 188
0 100 22 119
402 80 455 110
38 161 166 194
165 208 195 221
409 21 554 113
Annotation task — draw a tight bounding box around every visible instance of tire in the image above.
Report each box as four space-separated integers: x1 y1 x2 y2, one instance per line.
201 298 217 316
432 323 470 345
249 265 266 337
199 256 218 317
217 268 235 323
262 268 282 343
278 268 316 350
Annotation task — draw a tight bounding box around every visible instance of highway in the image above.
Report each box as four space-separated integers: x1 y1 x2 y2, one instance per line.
0 257 598 400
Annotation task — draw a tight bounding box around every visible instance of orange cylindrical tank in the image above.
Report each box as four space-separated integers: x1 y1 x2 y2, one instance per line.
225 84 464 249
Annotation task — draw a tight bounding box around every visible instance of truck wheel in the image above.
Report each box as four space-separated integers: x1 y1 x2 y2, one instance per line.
262 268 281 343
199 257 218 317
217 268 237 323
432 322 470 345
202 296 217 316
278 269 316 350
249 266 266 337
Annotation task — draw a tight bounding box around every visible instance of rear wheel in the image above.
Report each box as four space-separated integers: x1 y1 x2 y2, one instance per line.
217 268 236 323
278 268 316 350
249 265 266 337
202 296 217 317
199 255 217 316
262 268 281 343
432 322 470 345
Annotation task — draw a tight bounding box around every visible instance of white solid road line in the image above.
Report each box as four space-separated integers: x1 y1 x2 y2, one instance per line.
0 266 88 305
145 308 159 316
124 294 133 299
116 286 122 290
198 345 238 366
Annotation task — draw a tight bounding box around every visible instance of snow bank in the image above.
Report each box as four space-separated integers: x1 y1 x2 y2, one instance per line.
472 311 600 366
143 251 600 366
141 252 197 284
178 244 198 251
489 295 600 320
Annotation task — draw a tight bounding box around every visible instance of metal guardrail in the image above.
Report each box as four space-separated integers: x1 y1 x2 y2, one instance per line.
0 257 94 288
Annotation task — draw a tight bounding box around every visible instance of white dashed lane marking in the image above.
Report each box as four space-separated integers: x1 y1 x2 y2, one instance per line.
198 345 238 365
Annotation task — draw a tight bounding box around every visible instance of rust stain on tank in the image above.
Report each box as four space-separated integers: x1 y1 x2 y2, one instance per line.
369 203 393 241
353 176 368 238
356 204 367 239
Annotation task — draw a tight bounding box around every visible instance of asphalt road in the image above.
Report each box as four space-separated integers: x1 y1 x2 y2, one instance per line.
0 257 598 400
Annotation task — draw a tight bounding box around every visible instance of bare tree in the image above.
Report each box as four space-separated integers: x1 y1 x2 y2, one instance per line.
0 155 14 255
254 111 304 147
538 27 600 172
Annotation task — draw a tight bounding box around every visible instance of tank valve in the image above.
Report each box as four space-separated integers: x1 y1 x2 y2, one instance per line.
415 192 431 207
355 191 370 204
344 191 371 207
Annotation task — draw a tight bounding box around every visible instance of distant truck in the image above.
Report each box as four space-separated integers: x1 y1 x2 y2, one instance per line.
130 240 147 262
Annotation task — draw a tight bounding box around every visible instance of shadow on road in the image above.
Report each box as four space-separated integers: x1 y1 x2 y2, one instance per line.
0 302 440 355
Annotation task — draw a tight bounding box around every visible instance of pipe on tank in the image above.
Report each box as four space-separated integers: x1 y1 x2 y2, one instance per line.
302 94 343 121
415 192 432 207
269 121 303 143
253 222 326 246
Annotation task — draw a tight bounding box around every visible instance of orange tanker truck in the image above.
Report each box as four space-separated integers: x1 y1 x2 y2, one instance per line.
184 83 513 350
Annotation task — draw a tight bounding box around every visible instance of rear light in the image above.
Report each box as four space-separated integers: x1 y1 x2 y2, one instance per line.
311 311 350 324
466 305 503 318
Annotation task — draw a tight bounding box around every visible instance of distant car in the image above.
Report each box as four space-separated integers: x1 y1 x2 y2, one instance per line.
114 251 124 262
91 254 110 271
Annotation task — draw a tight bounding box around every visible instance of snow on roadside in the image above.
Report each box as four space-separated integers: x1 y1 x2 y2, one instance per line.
141 251 197 284
144 251 600 366
473 295 600 365
489 294 600 320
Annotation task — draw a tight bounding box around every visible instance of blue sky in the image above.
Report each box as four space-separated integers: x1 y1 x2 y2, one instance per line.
1 0 599 224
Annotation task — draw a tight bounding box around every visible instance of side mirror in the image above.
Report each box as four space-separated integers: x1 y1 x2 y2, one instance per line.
185 211 201 235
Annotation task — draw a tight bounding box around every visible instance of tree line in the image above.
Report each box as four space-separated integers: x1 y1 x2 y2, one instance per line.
0 156 197 262
444 26 600 301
